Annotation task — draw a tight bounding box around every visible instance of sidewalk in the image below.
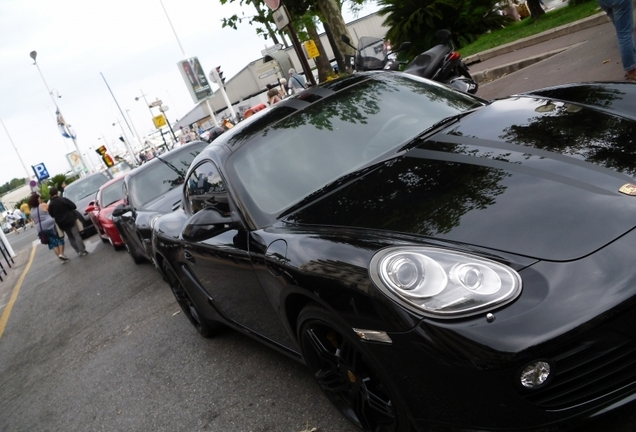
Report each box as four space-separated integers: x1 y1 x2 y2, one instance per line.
465 11 611 84
0 247 30 313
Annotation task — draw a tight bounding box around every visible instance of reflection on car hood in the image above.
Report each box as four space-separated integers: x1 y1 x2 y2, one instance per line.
137 185 182 214
286 95 636 261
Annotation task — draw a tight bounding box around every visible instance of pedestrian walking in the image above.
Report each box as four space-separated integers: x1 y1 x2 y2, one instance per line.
5 211 20 234
29 193 68 262
47 187 88 257
288 68 308 94
20 201 34 228
597 0 636 80
266 83 282 105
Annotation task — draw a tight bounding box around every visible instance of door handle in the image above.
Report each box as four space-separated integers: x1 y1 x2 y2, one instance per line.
184 251 196 264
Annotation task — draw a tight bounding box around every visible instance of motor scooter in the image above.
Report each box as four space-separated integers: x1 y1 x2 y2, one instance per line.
341 30 478 94
403 29 478 94
341 35 410 72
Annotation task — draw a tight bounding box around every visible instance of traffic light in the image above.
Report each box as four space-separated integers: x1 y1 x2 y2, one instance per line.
216 66 225 85
95 145 114 167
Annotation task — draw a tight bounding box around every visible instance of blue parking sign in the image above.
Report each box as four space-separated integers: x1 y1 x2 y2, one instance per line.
32 163 50 182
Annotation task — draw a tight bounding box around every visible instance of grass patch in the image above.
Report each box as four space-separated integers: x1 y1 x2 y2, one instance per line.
459 1 603 57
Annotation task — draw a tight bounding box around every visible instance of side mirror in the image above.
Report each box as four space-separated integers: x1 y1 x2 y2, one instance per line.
396 41 412 52
112 204 133 218
85 204 96 213
182 208 239 242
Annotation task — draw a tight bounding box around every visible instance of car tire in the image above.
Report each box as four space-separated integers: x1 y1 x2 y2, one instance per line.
125 244 146 265
297 305 410 432
101 235 109 243
162 261 220 338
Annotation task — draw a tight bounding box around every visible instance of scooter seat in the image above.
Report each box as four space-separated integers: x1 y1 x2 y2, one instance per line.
403 45 449 79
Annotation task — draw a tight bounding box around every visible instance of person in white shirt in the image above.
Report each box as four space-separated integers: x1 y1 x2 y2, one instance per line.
288 68 307 94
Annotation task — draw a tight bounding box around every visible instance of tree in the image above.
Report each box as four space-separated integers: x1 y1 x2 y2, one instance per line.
377 0 510 59
220 0 361 77
220 0 290 46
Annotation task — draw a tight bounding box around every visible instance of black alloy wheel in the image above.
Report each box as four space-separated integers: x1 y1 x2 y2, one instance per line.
162 261 219 338
298 306 407 432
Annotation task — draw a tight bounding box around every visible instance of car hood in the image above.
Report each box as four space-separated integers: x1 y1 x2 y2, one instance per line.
285 95 636 261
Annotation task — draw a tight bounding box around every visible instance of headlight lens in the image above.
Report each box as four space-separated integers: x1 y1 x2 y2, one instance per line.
370 247 522 318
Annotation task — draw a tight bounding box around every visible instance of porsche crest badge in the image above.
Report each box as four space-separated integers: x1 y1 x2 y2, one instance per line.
619 183 636 196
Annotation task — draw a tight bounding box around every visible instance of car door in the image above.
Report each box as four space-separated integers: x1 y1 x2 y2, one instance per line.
180 161 293 348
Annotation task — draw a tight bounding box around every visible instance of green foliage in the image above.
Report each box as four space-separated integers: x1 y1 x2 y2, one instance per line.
0 178 27 195
458 1 602 57
378 0 511 59
48 174 70 190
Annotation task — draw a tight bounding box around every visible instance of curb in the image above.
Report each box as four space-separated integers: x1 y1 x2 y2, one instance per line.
464 12 609 65
471 42 585 84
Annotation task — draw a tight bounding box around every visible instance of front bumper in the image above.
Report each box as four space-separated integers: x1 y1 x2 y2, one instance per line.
365 228 636 430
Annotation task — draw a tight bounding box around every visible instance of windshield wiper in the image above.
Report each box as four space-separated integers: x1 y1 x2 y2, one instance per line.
279 164 380 218
156 156 186 178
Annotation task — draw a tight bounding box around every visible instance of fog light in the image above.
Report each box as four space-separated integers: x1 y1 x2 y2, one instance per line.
520 361 551 388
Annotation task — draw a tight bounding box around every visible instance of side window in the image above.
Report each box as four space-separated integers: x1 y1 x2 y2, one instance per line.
185 161 229 215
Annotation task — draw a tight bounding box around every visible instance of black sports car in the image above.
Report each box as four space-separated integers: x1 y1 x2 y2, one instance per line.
112 140 207 264
151 72 636 431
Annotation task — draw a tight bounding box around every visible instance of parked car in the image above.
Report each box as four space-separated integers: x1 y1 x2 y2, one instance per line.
62 171 111 236
2 221 10 234
112 140 208 264
85 176 126 249
151 73 636 432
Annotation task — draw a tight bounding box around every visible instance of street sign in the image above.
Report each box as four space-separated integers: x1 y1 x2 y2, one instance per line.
32 163 50 182
261 44 283 57
272 6 289 30
153 114 167 129
149 100 163 108
304 40 320 59
258 69 277 79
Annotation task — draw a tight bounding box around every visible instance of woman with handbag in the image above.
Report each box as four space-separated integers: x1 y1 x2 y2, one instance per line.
28 193 68 262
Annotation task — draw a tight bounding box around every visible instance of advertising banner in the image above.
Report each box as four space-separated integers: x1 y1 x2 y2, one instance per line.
177 57 212 104
66 151 84 173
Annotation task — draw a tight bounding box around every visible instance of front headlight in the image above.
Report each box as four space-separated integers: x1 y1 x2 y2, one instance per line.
370 247 522 319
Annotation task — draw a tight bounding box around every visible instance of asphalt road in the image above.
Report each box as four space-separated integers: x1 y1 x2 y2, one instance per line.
0 235 356 432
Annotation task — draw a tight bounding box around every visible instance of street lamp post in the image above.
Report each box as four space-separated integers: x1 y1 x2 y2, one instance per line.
126 108 148 152
0 115 31 180
29 50 91 175
113 119 138 165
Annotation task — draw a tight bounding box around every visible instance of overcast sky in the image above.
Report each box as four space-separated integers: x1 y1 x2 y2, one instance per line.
0 0 380 186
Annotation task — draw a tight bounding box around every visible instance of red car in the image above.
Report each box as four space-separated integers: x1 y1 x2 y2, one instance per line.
85 176 125 249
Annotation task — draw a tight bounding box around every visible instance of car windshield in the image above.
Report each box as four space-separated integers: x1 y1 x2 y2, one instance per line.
129 142 207 207
64 173 110 202
101 178 124 207
229 74 484 218
356 37 387 70
107 161 133 178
